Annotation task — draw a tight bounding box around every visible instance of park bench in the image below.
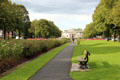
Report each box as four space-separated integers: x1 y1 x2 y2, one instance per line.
77 50 90 69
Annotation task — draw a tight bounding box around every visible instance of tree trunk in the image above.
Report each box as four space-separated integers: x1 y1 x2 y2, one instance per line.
106 29 110 41
18 30 21 39
3 26 6 40
107 37 109 41
12 31 14 38
8 32 10 40
113 32 116 42
118 35 120 42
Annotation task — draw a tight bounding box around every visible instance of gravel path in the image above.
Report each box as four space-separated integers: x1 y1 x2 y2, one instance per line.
29 43 74 80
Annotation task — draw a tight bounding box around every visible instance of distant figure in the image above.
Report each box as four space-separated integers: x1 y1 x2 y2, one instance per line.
72 36 75 43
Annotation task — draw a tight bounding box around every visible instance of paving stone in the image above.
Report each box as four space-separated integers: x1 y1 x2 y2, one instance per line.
71 63 90 72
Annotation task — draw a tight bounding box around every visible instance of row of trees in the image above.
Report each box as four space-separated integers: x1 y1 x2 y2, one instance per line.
29 19 61 38
0 0 61 39
83 0 120 41
0 0 30 39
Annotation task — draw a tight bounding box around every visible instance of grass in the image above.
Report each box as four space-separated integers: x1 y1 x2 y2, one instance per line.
0 43 70 80
70 40 120 80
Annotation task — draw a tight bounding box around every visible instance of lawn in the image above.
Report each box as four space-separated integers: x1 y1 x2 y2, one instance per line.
0 43 70 80
70 40 120 80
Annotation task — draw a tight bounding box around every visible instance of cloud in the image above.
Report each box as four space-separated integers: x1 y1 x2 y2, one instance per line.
13 0 100 15
29 11 92 30
11 0 100 30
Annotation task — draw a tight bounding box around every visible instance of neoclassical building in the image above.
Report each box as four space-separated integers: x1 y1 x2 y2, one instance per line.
61 28 83 38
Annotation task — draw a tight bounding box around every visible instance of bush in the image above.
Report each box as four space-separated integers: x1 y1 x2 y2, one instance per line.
0 40 23 61
22 39 67 58
76 39 80 45
0 39 68 73
0 39 68 61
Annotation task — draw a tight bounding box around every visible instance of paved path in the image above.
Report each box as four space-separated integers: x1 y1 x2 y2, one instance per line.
29 43 74 80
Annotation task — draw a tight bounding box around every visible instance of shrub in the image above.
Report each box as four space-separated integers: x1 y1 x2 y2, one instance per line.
22 39 68 58
0 39 68 60
76 39 80 45
0 40 23 61
0 39 68 73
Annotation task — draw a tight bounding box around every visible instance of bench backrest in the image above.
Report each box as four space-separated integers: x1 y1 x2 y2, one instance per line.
84 50 90 57
84 50 90 62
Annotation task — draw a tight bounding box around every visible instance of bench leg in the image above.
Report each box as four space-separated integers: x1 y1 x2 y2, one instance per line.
80 62 86 69
84 61 90 69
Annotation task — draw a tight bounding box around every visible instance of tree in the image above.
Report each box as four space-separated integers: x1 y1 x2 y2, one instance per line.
110 1 120 41
48 21 61 38
14 4 30 38
92 0 108 39
0 0 30 39
83 22 97 38
29 19 61 38
0 0 12 39
91 0 119 41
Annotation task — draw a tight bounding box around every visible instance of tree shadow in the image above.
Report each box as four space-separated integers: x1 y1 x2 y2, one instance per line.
89 61 120 70
72 41 120 80
71 61 120 80
73 41 120 64
89 61 120 80
81 43 104 47
80 44 120 55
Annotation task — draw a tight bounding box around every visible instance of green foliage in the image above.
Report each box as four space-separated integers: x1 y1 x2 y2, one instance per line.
22 39 67 58
0 40 23 60
111 1 120 27
14 4 30 38
0 1 30 39
71 40 120 80
0 39 67 60
0 43 69 80
92 0 108 33
85 0 120 41
76 38 81 45
29 19 61 38
83 22 98 38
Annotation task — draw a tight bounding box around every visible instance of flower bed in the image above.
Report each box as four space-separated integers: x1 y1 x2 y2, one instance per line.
87 39 105 40
0 39 68 74
27 38 46 40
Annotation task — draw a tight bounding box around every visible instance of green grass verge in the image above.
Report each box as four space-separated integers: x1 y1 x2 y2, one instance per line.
70 40 120 80
0 43 70 80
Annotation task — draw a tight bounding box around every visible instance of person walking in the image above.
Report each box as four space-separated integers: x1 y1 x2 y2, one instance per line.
72 35 75 43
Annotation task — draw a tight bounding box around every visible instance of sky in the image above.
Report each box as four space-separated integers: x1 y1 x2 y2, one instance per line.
11 0 100 31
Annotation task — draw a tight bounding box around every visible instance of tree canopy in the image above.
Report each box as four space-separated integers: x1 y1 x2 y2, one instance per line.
83 0 120 41
29 19 61 38
0 0 61 39
0 0 30 39
83 22 97 38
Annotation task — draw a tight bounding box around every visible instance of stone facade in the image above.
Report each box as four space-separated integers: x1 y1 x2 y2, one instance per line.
61 28 83 38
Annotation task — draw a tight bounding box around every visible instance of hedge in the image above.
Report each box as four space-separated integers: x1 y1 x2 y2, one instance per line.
0 39 68 73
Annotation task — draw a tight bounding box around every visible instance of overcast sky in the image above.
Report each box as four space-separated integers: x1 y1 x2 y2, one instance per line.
11 0 100 31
